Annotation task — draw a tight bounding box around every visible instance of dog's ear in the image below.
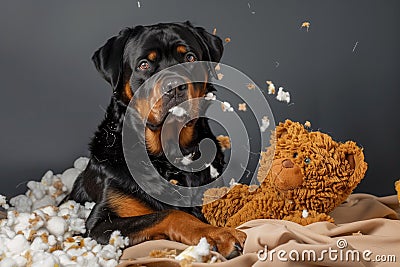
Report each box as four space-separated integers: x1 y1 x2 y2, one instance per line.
92 27 134 90
188 26 223 79
193 26 224 63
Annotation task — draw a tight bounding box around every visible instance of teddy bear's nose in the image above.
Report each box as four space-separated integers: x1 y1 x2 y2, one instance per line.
282 159 294 168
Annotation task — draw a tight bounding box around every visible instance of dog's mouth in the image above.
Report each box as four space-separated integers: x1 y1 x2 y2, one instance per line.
145 84 197 131
145 103 197 131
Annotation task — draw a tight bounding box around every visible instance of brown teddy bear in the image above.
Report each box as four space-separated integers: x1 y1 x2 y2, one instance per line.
395 180 400 204
202 120 368 227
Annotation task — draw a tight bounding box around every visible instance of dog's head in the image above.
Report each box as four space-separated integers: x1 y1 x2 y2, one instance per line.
92 21 223 155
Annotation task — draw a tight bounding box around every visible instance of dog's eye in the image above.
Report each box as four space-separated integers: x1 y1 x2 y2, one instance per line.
138 60 150 70
185 52 197 62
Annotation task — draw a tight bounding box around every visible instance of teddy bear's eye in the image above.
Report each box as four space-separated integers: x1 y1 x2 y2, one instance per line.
304 158 311 164
293 152 298 158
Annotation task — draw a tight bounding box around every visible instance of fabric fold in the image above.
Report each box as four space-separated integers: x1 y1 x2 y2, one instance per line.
118 193 400 266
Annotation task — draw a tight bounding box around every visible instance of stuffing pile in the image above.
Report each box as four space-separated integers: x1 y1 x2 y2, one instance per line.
0 157 129 267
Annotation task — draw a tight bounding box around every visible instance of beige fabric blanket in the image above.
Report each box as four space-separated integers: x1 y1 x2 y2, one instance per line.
118 194 400 267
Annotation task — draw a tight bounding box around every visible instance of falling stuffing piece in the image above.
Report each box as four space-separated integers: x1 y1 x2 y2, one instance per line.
180 153 194 166
205 163 219 179
216 135 231 151
204 92 216 101
301 21 311 32
246 83 255 90
260 116 270 132
266 80 276 94
276 87 291 103
221 102 234 112
238 103 247 111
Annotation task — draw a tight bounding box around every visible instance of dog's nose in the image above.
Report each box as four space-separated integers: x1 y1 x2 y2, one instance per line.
163 77 187 96
282 159 294 168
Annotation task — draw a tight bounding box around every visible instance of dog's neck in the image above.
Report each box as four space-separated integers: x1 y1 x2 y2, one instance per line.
144 123 196 156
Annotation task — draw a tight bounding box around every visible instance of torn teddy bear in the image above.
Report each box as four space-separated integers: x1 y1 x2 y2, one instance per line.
202 120 368 227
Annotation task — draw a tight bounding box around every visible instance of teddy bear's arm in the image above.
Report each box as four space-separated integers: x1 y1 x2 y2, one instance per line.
202 185 255 227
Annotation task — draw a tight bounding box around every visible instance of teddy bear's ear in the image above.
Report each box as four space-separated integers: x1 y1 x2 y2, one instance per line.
341 141 368 187
345 153 356 170
275 126 288 139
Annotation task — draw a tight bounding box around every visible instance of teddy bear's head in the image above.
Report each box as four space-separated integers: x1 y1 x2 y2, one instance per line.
258 120 368 214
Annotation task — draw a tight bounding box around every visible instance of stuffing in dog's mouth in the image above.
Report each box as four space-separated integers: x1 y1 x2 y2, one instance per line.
168 106 188 118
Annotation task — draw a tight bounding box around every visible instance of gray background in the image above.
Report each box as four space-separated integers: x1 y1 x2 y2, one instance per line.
0 0 399 197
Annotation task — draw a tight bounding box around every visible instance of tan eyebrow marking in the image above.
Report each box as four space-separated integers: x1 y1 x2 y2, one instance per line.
176 45 187 54
147 51 157 61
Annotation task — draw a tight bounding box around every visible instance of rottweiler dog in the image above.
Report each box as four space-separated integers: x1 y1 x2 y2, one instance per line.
65 22 246 259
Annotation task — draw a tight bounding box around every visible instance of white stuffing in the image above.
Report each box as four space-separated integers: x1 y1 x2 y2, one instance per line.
31 196 55 211
60 168 81 193
30 251 59 267
0 195 9 210
276 87 291 103
9 195 32 213
169 106 188 117
0 157 130 267
175 237 210 262
229 178 239 187
204 92 216 101
27 181 47 200
180 153 194 166
266 80 276 94
0 257 18 267
6 235 30 254
302 209 309 218
73 157 90 172
221 101 234 112
209 165 219 179
46 216 67 236
205 164 219 179
260 116 270 132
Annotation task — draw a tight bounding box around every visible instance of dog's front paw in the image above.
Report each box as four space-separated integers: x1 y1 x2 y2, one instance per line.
195 226 247 259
